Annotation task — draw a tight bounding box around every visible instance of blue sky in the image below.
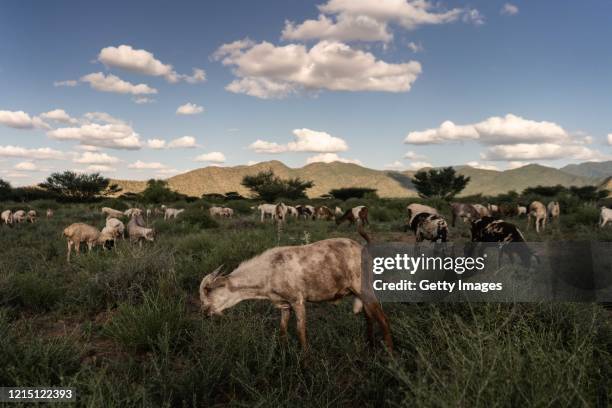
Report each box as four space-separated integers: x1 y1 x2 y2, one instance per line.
1 0 611 185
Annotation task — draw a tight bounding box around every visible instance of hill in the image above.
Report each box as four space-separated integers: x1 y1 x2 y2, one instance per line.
561 160 612 179
112 161 596 199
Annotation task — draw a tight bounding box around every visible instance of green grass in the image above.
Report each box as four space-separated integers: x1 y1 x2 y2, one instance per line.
0 199 610 406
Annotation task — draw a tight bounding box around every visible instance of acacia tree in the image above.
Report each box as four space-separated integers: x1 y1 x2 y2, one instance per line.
39 171 120 201
0 178 11 201
412 167 470 200
141 179 183 203
241 169 313 201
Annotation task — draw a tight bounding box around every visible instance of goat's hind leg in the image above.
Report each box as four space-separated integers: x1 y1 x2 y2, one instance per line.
279 305 291 338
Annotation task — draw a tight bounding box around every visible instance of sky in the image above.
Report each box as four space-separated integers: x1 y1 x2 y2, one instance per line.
1 0 611 185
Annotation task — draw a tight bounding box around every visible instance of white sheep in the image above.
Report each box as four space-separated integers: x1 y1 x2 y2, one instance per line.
600 207 612 228
127 214 155 246
105 217 125 240
101 207 124 219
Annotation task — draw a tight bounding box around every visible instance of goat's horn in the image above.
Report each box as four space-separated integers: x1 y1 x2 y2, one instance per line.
211 264 224 277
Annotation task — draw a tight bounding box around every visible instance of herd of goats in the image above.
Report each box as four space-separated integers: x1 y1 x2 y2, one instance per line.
1 199 611 349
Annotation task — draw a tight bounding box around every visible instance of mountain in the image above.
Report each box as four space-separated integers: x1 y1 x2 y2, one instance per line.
561 161 612 179
112 161 597 199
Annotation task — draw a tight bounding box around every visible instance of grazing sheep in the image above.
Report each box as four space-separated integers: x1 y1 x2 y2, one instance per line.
105 217 125 239
517 205 527 216
527 201 547 233
472 204 490 218
164 208 184 220
27 210 37 223
102 207 124 219
127 214 155 246
13 210 26 223
199 225 392 350
406 213 449 242
468 217 536 268
406 203 438 224
600 207 612 228
336 205 369 226
63 223 114 261
450 202 480 227
1 210 13 226
46 208 54 218
315 205 335 221
547 201 560 222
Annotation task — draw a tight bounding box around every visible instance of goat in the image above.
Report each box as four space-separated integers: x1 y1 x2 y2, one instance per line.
286 206 299 218
275 202 288 222
209 206 226 217
1 210 13 226
547 201 560 222
27 210 37 223
164 208 184 220
527 201 547 233
472 204 490 218
199 224 392 350
124 208 143 217
406 203 438 223
63 223 114 262
101 207 124 219
315 205 335 221
105 217 125 240
406 213 448 242
600 207 612 228
13 210 26 223
127 213 155 246
450 202 480 227
336 206 369 226
295 205 315 220
517 205 527 216
256 204 277 222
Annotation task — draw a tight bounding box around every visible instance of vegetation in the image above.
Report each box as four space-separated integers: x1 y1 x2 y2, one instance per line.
141 179 186 203
412 167 470 200
0 178 11 201
329 187 378 200
241 169 314 201
39 171 120 202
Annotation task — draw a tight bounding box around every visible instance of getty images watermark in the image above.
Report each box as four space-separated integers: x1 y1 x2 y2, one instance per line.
361 242 612 302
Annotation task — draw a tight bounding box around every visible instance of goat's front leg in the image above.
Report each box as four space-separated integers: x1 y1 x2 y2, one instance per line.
279 306 291 338
291 301 307 349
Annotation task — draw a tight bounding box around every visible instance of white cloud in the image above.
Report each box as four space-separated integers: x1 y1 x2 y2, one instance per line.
407 41 423 52
76 145 100 152
87 165 116 172
176 103 204 115
0 145 65 160
167 136 198 148
73 152 120 165
40 109 78 124
147 139 167 149
406 161 432 170
404 150 426 160
214 39 421 98
384 160 405 170
54 80 78 87
465 161 499 171
0 110 49 129
97 45 206 83
249 128 348 154
128 160 168 170
405 114 569 145
83 111 125 125
305 153 361 164
80 72 157 95
195 152 226 163
463 9 485 25
14 161 38 171
282 0 481 43
48 122 142 150
501 3 519 16
607 134 612 145
482 143 607 161
133 96 155 104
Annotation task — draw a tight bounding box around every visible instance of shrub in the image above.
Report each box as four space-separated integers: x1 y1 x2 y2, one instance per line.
178 207 219 229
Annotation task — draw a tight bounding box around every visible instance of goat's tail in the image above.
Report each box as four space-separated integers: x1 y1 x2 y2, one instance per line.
357 220 371 244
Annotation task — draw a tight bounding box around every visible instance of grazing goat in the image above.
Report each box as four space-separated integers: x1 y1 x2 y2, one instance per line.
600 207 612 228
547 201 560 222
527 201 547 233
286 206 299 218
13 210 26 223
27 210 37 223
101 207 124 219
222 207 234 218
407 213 448 242
256 204 277 222
517 205 527 216
468 217 536 268
124 208 143 217
199 225 392 350
275 202 288 222
1 210 13 226
450 202 480 227
127 214 155 246
209 206 226 217
105 217 125 240
295 205 315 220
46 208 54 218
315 205 335 221
164 208 184 220
336 205 369 226
63 223 114 261
472 204 490 218
406 203 438 224
487 204 499 217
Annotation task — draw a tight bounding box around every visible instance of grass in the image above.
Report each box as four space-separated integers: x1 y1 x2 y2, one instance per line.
0 198 610 406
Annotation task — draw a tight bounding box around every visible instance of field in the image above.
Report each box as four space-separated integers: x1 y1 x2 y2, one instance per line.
1 197 611 407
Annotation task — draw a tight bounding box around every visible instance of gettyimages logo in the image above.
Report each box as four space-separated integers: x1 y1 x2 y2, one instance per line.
372 253 486 275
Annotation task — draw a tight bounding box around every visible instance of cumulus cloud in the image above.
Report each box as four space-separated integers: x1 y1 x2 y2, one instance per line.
86 165 116 172
607 134 612 145
128 160 168 170
282 0 481 43
214 39 421 98
482 143 607 161
195 152 226 163
40 109 78 124
48 122 142 150
82 111 125 125
405 114 570 145
73 152 120 165
501 3 519 16
407 41 423 52
404 150 426 160
0 145 65 160
146 136 198 149
80 72 157 95
249 128 348 154
97 45 206 83
384 160 405 170
0 110 49 129
465 161 499 171
305 152 361 165
133 96 155 104
14 161 38 171
176 103 204 115
147 139 167 149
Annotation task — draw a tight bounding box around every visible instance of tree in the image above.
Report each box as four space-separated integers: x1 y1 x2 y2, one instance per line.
39 171 120 201
569 185 608 202
241 169 313 201
411 167 470 200
329 187 378 200
141 179 181 203
0 178 11 201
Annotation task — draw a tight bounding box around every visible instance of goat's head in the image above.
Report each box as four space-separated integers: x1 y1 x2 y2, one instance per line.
199 265 237 316
145 229 156 241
